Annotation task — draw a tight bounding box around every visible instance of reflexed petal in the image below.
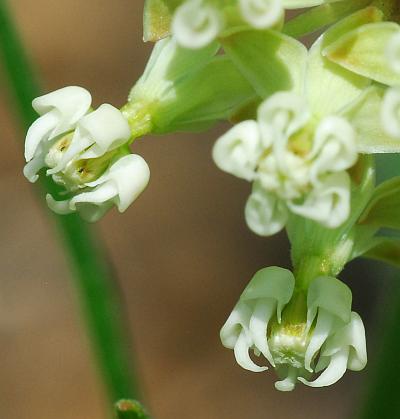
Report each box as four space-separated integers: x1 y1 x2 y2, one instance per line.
241 266 295 322
25 111 59 161
275 366 298 392
239 0 283 30
69 182 118 209
298 347 349 387
31 86 91 142
46 194 75 215
323 311 367 371
234 330 268 372
306 276 352 329
212 120 262 181
245 184 288 236
172 0 222 49
249 299 276 366
304 308 334 372
387 32 400 74
288 172 351 228
381 87 400 139
310 116 358 182
257 92 309 139
23 153 47 183
86 155 150 212
220 301 253 349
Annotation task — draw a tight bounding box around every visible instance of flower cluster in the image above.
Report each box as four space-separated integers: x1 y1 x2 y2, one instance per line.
24 86 150 221
220 267 367 391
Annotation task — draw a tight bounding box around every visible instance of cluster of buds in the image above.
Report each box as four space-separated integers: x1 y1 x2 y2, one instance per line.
220 267 367 391
24 87 150 221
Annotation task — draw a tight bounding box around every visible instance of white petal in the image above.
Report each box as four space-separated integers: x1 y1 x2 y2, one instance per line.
172 0 223 49
234 330 268 372
257 92 309 141
46 194 75 215
241 266 295 322
304 308 334 372
275 366 298 392
212 120 262 181
32 86 91 137
86 154 150 212
381 87 400 139
310 116 358 182
51 104 131 173
23 152 47 183
386 32 400 74
306 276 352 329
220 301 253 349
69 182 118 210
323 312 367 371
239 0 283 29
24 110 59 161
249 299 276 366
245 183 288 236
288 172 351 228
298 347 349 387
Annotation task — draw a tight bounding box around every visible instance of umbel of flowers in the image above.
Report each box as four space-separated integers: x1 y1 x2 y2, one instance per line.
23 0 400 393
220 267 366 391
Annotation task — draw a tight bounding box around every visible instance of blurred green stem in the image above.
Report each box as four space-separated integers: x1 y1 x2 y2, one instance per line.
0 0 140 407
114 400 150 419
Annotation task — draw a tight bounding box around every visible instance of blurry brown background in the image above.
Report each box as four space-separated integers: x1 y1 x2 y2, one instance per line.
0 1 394 418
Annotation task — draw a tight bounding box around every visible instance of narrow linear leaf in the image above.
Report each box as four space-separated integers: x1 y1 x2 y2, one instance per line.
361 237 400 268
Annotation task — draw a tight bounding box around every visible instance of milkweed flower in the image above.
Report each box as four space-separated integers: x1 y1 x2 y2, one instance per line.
213 90 358 235
220 267 367 391
23 86 150 221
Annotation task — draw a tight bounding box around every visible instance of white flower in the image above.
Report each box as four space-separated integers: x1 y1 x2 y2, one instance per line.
172 0 223 49
24 86 91 182
213 91 357 234
239 0 283 30
220 268 367 391
24 87 149 220
46 154 150 222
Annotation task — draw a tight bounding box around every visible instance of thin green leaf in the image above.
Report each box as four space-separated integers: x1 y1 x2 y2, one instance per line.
359 176 400 229
283 0 374 38
0 0 139 404
360 237 400 267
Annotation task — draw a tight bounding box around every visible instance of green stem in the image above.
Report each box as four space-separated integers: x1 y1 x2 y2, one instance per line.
114 400 150 419
0 0 139 406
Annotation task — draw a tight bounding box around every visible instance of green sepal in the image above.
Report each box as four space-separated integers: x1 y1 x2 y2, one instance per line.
357 236 400 268
324 22 400 86
283 0 374 38
149 55 257 132
341 85 400 153
359 176 400 229
143 0 183 42
221 29 308 97
306 35 371 118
